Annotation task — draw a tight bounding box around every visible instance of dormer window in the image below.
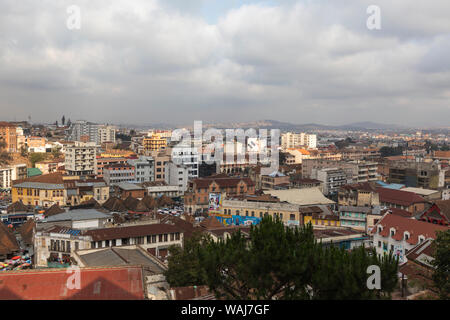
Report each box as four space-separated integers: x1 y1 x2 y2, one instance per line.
390 228 395 237
418 236 425 243
378 226 383 233
404 232 410 240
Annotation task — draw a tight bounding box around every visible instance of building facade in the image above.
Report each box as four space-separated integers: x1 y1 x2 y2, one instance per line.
64 141 97 177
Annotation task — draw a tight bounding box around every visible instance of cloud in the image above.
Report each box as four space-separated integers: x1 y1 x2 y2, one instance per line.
0 0 449 127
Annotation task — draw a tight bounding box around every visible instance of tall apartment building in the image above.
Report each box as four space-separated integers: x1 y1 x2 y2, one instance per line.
0 122 18 152
68 121 100 143
64 142 97 177
170 145 199 179
165 161 189 193
152 152 170 182
127 156 155 183
388 160 445 189
68 121 116 145
316 168 347 196
305 159 379 183
98 125 116 144
281 132 317 150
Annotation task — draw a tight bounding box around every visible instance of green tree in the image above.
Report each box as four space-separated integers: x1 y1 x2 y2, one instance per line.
29 153 47 167
51 147 62 159
166 217 399 300
432 230 450 300
165 232 210 287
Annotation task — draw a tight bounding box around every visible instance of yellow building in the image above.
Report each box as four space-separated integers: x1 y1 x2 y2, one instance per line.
143 134 167 153
98 149 136 158
301 206 341 228
12 172 67 207
221 198 302 226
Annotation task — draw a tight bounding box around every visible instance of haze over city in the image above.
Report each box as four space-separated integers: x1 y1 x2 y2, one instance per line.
1 0 450 127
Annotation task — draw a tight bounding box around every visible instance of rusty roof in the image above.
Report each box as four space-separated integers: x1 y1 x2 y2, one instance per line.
0 266 145 300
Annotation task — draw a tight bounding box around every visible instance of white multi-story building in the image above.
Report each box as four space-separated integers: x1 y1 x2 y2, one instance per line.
371 213 448 264
281 132 317 150
98 125 116 144
0 163 27 190
316 167 347 196
165 161 189 193
64 141 97 176
170 145 199 179
127 156 155 183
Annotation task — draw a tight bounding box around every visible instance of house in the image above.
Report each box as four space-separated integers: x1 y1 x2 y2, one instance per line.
84 223 184 252
338 182 380 207
377 187 427 215
65 178 110 206
184 174 255 214
338 206 374 231
371 213 448 264
11 172 66 207
219 198 300 226
38 208 114 230
33 226 92 267
113 182 146 199
260 171 290 190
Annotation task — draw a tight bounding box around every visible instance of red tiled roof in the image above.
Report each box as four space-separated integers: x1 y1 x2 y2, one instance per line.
340 182 377 192
13 172 64 185
374 214 448 245
434 200 450 221
377 187 426 207
389 208 414 218
0 266 145 300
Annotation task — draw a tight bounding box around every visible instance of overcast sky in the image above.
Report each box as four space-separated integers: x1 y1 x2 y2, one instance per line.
1 0 449 127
